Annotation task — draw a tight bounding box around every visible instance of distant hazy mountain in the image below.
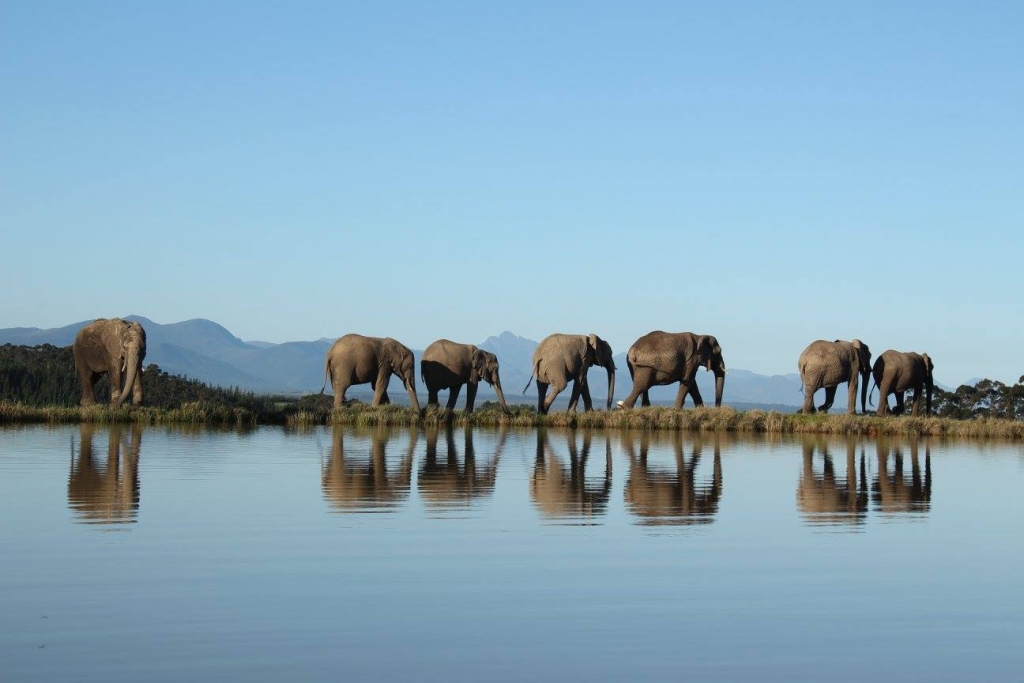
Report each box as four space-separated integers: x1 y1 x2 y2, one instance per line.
1 317 830 407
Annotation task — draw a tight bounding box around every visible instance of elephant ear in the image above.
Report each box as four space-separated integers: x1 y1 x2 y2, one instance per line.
587 334 600 352
382 338 402 371
470 349 487 382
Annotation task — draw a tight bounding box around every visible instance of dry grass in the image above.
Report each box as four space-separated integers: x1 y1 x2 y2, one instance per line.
4 399 1022 439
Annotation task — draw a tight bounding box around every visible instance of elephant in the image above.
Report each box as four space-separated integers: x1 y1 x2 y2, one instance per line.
797 339 872 414
869 350 934 417
321 334 421 412
524 333 616 414
321 425 416 512
795 436 868 527
619 331 725 409
872 439 931 515
420 340 510 413
73 318 147 406
622 431 723 526
67 424 142 525
530 429 612 520
418 425 505 510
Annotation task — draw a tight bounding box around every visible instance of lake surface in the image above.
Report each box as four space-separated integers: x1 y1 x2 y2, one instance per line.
2 424 1022 682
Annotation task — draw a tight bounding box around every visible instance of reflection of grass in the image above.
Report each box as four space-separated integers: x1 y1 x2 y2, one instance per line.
4 399 1023 438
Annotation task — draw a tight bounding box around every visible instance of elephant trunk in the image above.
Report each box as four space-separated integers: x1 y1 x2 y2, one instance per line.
492 375 510 414
115 348 140 406
606 365 616 410
714 372 725 408
860 368 871 414
405 374 421 414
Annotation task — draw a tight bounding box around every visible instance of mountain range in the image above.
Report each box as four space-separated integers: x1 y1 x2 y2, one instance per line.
0 317 819 409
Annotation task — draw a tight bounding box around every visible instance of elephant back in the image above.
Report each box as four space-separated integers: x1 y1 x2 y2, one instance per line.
628 331 687 370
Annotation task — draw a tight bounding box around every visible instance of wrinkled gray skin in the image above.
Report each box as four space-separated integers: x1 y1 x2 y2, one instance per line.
321 334 421 412
619 331 725 409
797 339 872 414
421 340 509 413
870 350 934 417
525 333 616 414
73 318 147 406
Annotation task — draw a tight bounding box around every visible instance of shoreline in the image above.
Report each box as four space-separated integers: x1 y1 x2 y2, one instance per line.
2 401 1022 439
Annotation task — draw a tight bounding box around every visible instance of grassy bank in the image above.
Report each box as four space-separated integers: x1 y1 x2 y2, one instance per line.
6 400 1018 438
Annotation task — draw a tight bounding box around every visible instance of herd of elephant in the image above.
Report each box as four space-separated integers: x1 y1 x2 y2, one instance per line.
73 318 935 417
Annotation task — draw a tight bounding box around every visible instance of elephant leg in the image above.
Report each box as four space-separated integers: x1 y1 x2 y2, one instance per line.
427 386 440 407
580 377 595 412
79 368 97 406
566 380 582 414
131 372 143 406
688 382 705 408
621 367 654 409
801 384 817 414
819 386 837 413
379 388 391 405
544 377 567 414
536 381 549 414
109 364 123 402
674 382 689 409
464 382 478 413
876 379 892 416
371 370 390 407
446 384 463 410
333 378 351 409
846 376 858 415
641 391 651 408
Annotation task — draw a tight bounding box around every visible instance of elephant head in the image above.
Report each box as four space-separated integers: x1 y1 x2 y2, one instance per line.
471 349 510 413
921 353 934 415
382 338 421 413
114 321 147 406
587 334 616 409
702 335 727 408
851 339 872 414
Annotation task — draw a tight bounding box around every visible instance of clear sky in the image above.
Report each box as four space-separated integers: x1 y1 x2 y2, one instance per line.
1 1 1021 385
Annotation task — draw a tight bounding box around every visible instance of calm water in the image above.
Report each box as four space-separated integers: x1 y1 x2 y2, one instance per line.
1 425 1022 682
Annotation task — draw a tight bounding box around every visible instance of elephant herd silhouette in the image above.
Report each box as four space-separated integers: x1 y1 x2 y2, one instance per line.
67 426 932 527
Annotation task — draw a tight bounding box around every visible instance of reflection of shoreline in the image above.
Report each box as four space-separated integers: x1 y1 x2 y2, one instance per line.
623 432 722 526
68 424 142 525
796 437 868 527
419 425 504 510
531 429 612 522
321 425 416 513
873 439 931 516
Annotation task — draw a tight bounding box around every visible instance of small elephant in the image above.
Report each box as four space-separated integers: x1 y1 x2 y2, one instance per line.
797 339 872 414
73 318 147 406
524 333 616 415
321 334 421 412
619 331 725 409
870 350 934 417
420 340 510 413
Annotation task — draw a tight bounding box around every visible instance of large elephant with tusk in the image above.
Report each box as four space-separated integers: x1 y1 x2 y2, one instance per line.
524 333 616 415
73 318 147 406
618 331 725 409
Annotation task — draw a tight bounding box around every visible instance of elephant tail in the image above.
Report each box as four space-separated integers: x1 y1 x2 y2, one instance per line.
320 358 332 395
868 379 877 407
522 359 540 393
627 358 635 380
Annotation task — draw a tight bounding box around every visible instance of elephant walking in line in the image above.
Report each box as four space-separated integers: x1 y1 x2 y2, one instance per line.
524 333 616 415
420 340 510 413
797 339 872 414
619 331 725 409
321 334 421 412
73 318 147 406
869 350 934 416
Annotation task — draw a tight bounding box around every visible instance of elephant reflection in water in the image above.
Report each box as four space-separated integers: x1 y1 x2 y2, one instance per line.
321 425 416 512
68 424 142 525
530 429 612 521
623 432 723 526
796 437 869 527
418 425 505 510
872 439 932 515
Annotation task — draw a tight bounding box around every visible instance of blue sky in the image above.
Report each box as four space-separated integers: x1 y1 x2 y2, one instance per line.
1 1 1021 384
